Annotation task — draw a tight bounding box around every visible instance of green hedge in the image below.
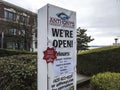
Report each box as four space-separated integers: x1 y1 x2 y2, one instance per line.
90 72 120 90
77 46 120 76
0 54 37 90
0 49 37 57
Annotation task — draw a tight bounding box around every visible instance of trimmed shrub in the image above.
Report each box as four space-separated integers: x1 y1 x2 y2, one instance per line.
0 49 37 57
0 54 37 90
77 46 120 76
90 72 120 90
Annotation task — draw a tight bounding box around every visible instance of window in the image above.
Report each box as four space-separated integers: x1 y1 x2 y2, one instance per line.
18 30 25 36
4 10 15 20
19 15 28 24
20 42 24 49
8 28 17 35
35 29 37 37
35 41 37 48
7 42 17 49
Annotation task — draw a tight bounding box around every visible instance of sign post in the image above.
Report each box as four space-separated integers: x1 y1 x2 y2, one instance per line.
38 4 76 90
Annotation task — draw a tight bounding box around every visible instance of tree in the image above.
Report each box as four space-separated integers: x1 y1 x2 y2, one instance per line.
77 27 94 52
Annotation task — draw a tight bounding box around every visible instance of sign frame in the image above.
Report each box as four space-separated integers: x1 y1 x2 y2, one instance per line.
38 4 77 90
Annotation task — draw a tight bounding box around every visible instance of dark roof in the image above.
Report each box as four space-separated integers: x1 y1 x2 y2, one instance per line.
0 0 37 15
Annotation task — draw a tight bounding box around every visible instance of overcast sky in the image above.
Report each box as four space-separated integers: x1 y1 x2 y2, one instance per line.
4 0 120 45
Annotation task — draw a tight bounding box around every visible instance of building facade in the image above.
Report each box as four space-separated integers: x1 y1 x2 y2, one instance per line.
0 0 37 51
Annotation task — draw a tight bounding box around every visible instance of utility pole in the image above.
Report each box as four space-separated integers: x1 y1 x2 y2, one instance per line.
1 32 4 49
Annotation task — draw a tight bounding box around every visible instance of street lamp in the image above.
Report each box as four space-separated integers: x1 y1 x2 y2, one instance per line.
114 36 120 46
114 38 118 44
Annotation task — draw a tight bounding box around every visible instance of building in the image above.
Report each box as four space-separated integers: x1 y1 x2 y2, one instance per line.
0 0 37 51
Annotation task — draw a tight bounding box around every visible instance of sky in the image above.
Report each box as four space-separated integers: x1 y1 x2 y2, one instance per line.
4 0 120 46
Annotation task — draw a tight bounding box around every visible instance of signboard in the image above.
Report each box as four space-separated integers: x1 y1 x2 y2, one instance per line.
38 4 76 90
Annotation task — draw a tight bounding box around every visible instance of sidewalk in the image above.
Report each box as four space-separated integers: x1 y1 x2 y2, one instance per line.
77 74 90 84
77 74 91 90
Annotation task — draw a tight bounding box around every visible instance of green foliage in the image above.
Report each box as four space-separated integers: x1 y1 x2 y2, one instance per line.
77 46 120 76
0 54 37 90
0 49 37 57
90 72 120 90
77 27 94 52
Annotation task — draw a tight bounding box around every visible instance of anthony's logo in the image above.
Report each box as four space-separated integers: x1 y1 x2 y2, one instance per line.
56 12 70 20
49 12 74 28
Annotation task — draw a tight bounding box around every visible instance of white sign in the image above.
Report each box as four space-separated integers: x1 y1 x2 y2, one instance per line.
38 4 76 90
54 57 74 77
51 74 74 90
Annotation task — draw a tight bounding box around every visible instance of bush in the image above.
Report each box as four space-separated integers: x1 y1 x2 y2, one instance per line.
90 72 120 90
0 49 37 57
0 54 37 90
77 46 120 76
